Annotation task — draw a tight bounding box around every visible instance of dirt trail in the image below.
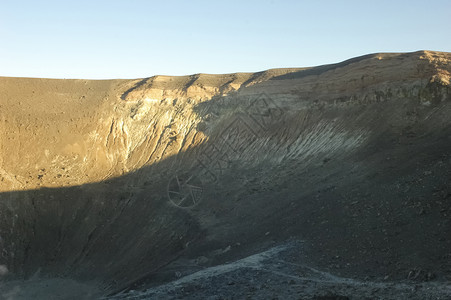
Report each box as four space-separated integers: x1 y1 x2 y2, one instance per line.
108 242 451 300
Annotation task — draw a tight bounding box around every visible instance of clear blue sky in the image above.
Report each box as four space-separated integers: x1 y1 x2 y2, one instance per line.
1 0 450 79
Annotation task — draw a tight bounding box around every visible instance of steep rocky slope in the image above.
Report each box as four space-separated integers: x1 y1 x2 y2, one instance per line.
0 51 450 299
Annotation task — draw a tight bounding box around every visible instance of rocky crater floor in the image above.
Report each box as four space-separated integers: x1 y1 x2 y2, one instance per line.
0 51 451 299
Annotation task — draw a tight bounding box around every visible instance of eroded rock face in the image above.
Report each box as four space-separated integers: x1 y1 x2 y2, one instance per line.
0 51 450 295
